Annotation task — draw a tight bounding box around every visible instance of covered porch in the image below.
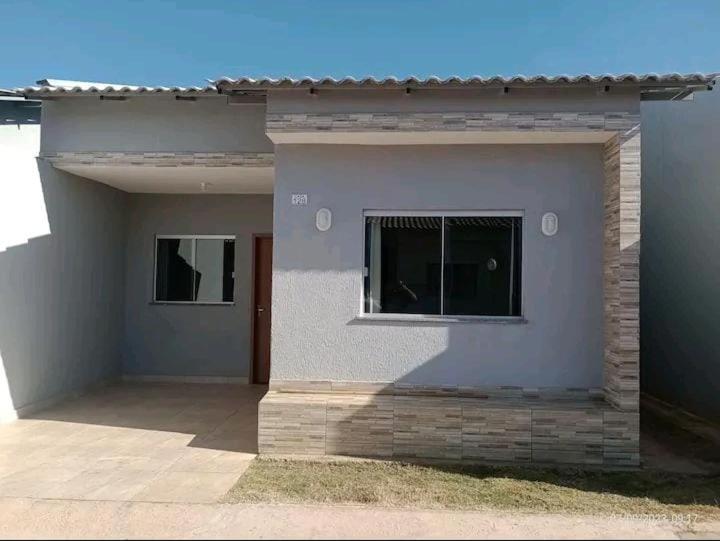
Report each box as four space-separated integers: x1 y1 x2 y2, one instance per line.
44 149 276 386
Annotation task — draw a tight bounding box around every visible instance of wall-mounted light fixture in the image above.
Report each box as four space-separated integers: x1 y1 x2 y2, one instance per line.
541 212 559 236
316 208 332 231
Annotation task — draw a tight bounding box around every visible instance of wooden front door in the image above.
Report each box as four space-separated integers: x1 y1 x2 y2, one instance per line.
252 236 273 384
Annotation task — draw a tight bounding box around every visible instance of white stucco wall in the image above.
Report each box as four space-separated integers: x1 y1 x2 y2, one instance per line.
271 144 605 388
0 99 46 251
0 98 128 422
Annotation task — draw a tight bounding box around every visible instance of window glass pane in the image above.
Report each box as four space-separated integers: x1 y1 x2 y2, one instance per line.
443 217 522 316
193 239 219 302
222 239 235 302
364 216 442 314
155 238 195 301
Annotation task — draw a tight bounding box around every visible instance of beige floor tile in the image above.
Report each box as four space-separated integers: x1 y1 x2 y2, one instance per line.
0 382 264 502
0 467 83 498
168 449 253 473
47 469 159 501
130 471 241 503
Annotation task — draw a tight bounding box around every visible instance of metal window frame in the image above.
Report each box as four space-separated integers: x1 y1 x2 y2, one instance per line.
153 234 236 305
360 210 525 319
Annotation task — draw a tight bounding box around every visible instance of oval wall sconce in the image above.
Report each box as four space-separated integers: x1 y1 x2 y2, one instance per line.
541 212 559 236
316 208 332 231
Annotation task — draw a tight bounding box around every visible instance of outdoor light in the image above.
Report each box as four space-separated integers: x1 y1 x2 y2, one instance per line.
541 212 559 236
316 208 332 231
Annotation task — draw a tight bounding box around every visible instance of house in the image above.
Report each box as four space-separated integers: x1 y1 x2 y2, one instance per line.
4 73 714 466
641 77 720 422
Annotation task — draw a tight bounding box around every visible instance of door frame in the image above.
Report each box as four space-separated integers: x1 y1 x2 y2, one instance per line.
249 233 273 384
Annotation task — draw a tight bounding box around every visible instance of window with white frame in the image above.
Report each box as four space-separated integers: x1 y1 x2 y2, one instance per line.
154 235 235 303
363 212 522 317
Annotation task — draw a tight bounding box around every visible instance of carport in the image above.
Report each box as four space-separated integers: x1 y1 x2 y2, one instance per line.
0 382 265 503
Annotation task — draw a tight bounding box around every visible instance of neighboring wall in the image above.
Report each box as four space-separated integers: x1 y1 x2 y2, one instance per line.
641 87 720 420
0 162 127 420
0 98 44 250
272 144 605 388
41 97 272 153
123 194 273 379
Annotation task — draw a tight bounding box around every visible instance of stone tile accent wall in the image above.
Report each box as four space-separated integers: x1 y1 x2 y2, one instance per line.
257 393 326 455
42 151 274 168
258 107 642 467
269 380 605 401
325 395 394 457
258 389 640 467
267 111 640 134
603 127 641 412
603 411 641 467
394 397 463 460
531 410 604 465
462 406 531 463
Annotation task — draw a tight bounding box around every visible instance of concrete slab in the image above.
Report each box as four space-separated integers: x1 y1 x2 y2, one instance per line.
0 382 265 503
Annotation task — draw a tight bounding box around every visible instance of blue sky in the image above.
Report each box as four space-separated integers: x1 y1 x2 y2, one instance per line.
2 0 718 88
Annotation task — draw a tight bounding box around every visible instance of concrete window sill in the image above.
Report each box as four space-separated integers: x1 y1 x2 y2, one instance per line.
149 301 235 306
352 314 528 325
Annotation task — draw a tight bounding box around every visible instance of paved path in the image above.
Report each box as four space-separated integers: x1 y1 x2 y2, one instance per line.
0 498 717 539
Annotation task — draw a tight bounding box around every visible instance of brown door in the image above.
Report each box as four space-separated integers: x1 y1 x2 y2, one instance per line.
252 237 273 384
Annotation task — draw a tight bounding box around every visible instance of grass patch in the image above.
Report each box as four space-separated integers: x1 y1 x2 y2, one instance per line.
224 458 720 518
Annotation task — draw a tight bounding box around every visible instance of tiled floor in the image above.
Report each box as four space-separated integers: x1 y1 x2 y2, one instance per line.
0 382 266 503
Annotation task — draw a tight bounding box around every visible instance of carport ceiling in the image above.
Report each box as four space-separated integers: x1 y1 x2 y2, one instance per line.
54 164 275 194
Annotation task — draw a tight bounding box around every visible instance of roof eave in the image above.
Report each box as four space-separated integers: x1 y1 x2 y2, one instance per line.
18 86 221 99
214 73 718 93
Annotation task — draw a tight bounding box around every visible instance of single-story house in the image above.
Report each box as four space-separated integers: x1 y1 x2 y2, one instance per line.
3 73 715 466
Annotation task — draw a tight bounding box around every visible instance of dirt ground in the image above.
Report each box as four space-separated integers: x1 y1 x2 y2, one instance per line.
641 398 720 475
1 498 718 540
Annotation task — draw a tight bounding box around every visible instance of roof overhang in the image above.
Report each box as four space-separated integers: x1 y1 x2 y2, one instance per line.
17 73 718 100
215 73 718 100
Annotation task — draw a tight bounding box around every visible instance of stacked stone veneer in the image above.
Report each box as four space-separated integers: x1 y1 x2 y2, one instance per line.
259 383 640 467
42 151 274 167
267 111 640 133
603 128 641 412
259 107 642 467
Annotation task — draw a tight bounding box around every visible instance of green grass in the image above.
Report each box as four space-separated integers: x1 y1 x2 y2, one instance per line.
224 458 720 519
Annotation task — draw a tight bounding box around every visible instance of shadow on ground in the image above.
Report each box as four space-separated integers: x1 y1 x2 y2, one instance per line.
229 457 720 515
28 382 267 454
641 400 720 475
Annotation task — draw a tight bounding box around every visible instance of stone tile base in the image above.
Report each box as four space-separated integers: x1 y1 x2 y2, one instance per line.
258 390 639 467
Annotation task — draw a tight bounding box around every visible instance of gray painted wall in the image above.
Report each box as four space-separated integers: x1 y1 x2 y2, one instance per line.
271 144 605 388
641 88 720 420
41 97 273 153
0 163 127 419
123 194 273 378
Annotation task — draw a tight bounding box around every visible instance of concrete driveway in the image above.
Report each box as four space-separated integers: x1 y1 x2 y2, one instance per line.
0 382 265 503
